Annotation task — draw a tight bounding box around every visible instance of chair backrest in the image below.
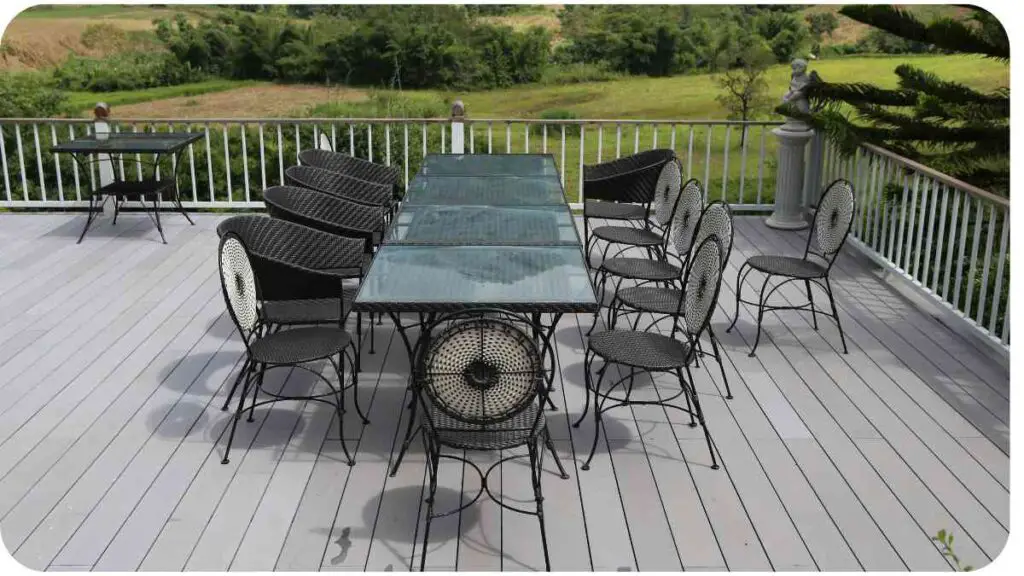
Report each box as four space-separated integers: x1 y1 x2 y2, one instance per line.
218 233 261 346
652 159 683 226
298 148 400 188
673 235 724 344
666 178 705 256
691 200 734 272
285 165 392 208
263 186 381 250
414 310 548 433
806 179 855 269
582 148 676 203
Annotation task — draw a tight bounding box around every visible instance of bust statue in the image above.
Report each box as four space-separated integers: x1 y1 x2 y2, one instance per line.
781 59 811 114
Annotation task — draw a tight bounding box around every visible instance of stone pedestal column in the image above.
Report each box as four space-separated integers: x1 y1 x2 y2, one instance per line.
767 121 813 230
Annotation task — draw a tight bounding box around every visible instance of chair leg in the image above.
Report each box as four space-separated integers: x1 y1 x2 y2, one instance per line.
355 312 363 370
749 275 772 357
707 327 733 399
682 366 718 470
825 276 849 354
726 261 749 333
331 359 355 466
805 279 818 330
573 350 597 428
346 347 370 424
222 357 250 411
529 439 552 571
544 431 570 480
419 439 440 572
581 364 609 471
247 363 264 423
222 367 254 465
586 270 608 336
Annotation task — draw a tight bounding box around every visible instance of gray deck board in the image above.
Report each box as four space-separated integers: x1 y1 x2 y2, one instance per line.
0 214 1007 572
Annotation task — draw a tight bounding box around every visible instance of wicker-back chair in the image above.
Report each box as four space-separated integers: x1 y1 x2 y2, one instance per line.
579 236 725 470
216 231 365 466
284 165 394 219
610 200 736 399
411 309 569 571
727 179 855 356
298 148 402 199
263 185 384 255
582 149 677 264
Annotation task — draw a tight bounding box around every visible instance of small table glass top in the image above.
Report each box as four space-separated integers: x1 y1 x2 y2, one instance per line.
51 132 204 154
420 154 558 177
355 245 596 310
402 175 566 206
388 204 578 245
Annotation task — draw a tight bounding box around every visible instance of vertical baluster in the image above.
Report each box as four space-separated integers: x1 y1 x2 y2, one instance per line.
864 153 880 250
69 125 82 201
295 124 302 164
524 122 529 152
930 183 948 292
331 124 337 151
989 208 1008 334
703 125 712 202
873 156 888 253
1000 293 1009 344
578 124 585 204
277 124 285 185
976 205 997 326
952 194 972 309
223 124 232 203
670 124 676 154
542 124 547 154
312 125 319 150
652 124 658 148
49 124 64 202
721 125 731 202
963 198 985 318
241 123 250 203
915 177 936 280
441 124 446 154
85 125 96 193
131 125 142 181
404 124 409 189
0 125 10 203
596 123 603 163
422 122 428 157
560 125 566 187
738 124 748 205
367 124 373 162
899 172 920 272
883 161 898 261
385 124 391 166
687 125 695 181
615 123 622 159
203 124 214 202
487 122 493 154
469 122 475 153
112 124 124 185
31 122 47 199
151 124 161 182
349 124 355 156
258 123 267 192
15 124 29 201
186 125 198 202
633 124 639 153
941 188 961 300
505 123 511 154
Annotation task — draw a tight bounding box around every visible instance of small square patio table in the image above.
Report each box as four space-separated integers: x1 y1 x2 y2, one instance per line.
51 132 203 244
353 153 599 475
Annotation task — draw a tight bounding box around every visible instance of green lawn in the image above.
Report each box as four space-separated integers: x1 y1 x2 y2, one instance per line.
66 80 261 113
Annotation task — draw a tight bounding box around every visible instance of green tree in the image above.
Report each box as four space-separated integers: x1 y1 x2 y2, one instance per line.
805 12 839 42
790 5 1009 194
715 43 774 145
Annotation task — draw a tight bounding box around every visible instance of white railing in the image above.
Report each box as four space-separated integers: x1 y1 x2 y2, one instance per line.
820 140 1010 350
0 117 782 211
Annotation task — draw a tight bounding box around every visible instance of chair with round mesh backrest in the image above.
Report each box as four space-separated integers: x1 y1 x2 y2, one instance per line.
410 309 568 571
585 156 683 268
727 178 855 357
587 177 703 336
580 236 724 471
608 200 736 399
215 231 365 467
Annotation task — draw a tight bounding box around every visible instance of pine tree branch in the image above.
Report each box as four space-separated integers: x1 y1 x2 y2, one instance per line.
804 81 916 107
895 65 1009 112
839 5 1008 59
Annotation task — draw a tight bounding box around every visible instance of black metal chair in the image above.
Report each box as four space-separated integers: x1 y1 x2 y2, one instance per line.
590 177 704 334
588 157 684 269
577 236 725 471
727 178 855 357
610 200 735 399
582 149 677 266
298 148 402 200
217 231 366 466
215 215 368 415
284 164 395 222
412 309 568 571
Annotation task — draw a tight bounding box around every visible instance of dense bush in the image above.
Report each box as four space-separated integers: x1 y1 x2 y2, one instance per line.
538 61 625 85
533 108 579 136
0 72 69 117
52 52 206 92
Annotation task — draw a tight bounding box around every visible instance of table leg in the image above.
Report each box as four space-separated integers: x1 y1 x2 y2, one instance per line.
171 148 194 225
388 311 421 477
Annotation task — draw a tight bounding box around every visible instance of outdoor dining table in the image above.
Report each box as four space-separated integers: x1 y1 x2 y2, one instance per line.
352 153 599 475
51 132 203 244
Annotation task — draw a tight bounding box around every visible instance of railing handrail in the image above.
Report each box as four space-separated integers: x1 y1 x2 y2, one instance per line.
860 142 1008 208
0 117 786 127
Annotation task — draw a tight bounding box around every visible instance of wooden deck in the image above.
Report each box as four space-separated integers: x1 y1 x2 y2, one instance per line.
0 212 1009 572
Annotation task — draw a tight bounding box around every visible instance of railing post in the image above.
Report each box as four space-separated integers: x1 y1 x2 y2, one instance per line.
94 103 116 217
450 100 465 154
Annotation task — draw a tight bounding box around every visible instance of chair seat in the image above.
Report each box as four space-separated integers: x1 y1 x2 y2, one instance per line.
617 286 682 315
592 225 662 247
425 403 545 451
602 257 680 281
250 326 351 364
584 200 647 221
747 255 826 279
589 330 691 370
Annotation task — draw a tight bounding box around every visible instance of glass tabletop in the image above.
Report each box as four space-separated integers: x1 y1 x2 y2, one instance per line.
51 132 204 154
388 204 579 245
354 245 597 311
420 154 558 177
403 175 566 206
